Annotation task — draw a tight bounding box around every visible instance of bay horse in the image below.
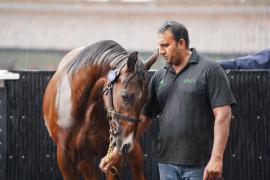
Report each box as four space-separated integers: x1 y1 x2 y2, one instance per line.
43 40 158 180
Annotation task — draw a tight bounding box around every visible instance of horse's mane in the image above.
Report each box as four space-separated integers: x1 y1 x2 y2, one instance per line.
65 40 129 74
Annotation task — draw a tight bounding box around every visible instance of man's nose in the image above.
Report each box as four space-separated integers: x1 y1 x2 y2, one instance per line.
159 47 165 55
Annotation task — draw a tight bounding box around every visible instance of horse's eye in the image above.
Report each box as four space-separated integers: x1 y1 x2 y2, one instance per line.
121 91 133 104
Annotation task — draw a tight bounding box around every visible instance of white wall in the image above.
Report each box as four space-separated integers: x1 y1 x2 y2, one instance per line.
0 1 269 53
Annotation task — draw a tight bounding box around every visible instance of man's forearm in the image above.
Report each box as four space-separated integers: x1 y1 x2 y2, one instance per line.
211 105 232 160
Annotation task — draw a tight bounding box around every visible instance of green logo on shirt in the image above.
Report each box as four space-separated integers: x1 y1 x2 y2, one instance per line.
183 78 196 84
158 79 166 89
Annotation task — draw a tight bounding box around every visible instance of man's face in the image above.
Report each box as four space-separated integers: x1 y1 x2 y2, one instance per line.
158 30 181 65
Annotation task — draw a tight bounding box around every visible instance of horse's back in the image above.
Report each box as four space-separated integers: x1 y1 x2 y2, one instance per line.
57 47 85 72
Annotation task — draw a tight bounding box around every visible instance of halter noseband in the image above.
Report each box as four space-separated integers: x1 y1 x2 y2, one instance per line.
103 67 141 136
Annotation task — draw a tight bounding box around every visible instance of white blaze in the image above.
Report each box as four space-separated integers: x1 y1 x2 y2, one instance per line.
121 132 135 152
55 75 74 129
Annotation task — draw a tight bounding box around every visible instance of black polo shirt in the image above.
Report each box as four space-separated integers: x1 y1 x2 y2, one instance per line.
142 48 236 166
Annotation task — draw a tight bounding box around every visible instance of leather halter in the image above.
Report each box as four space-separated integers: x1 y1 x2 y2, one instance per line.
103 65 141 136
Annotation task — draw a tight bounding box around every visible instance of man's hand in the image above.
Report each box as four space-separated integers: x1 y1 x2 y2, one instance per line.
99 147 120 173
203 157 222 180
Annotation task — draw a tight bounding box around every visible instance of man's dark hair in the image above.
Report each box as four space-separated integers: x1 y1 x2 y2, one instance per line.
158 21 190 48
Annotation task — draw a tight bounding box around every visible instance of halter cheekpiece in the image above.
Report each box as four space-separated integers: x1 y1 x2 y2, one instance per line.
103 67 141 137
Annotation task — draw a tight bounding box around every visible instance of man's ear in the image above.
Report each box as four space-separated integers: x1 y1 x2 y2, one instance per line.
178 39 186 49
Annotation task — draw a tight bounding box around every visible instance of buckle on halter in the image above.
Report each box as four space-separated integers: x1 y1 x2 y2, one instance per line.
108 69 120 83
103 83 113 95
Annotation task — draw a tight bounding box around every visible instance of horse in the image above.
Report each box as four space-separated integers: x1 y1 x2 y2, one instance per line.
43 40 158 180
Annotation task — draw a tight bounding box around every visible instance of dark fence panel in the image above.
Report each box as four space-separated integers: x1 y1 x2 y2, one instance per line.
0 85 7 180
1 70 270 180
223 70 270 180
4 71 62 180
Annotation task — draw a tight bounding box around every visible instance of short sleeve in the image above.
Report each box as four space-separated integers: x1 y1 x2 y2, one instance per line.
207 66 236 108
141 74 158 117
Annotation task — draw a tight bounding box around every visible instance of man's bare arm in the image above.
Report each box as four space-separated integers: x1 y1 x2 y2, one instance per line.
203 105 232 180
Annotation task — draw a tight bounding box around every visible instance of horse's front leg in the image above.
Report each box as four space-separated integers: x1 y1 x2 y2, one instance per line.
57 143 80 180
78 158 100 180
127 142 145 180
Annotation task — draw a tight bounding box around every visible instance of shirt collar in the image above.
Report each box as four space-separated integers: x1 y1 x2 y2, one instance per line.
187 48 200 64
164 48 200 71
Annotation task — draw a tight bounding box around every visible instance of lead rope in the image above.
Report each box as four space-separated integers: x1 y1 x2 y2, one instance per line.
105 109 121 180
105 134 121 180
104 80 121 179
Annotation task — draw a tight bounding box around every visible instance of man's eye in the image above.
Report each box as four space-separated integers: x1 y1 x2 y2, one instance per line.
161 44 169 48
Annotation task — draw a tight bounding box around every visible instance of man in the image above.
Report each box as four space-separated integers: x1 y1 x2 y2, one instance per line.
100 21 236 180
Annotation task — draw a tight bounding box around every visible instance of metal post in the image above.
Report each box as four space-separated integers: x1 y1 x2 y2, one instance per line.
0 84 7 180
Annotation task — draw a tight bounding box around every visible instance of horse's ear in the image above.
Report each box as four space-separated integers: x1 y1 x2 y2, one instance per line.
127 51 138 72
144 49 159 70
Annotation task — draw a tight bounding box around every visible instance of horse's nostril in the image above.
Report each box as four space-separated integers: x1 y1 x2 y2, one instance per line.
122 143 130 155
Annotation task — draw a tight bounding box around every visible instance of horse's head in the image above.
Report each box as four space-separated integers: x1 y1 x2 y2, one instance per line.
103 51 158 154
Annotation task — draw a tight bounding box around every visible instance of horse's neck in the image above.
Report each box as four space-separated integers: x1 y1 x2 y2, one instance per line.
64 65 103 120
81 77 109 135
